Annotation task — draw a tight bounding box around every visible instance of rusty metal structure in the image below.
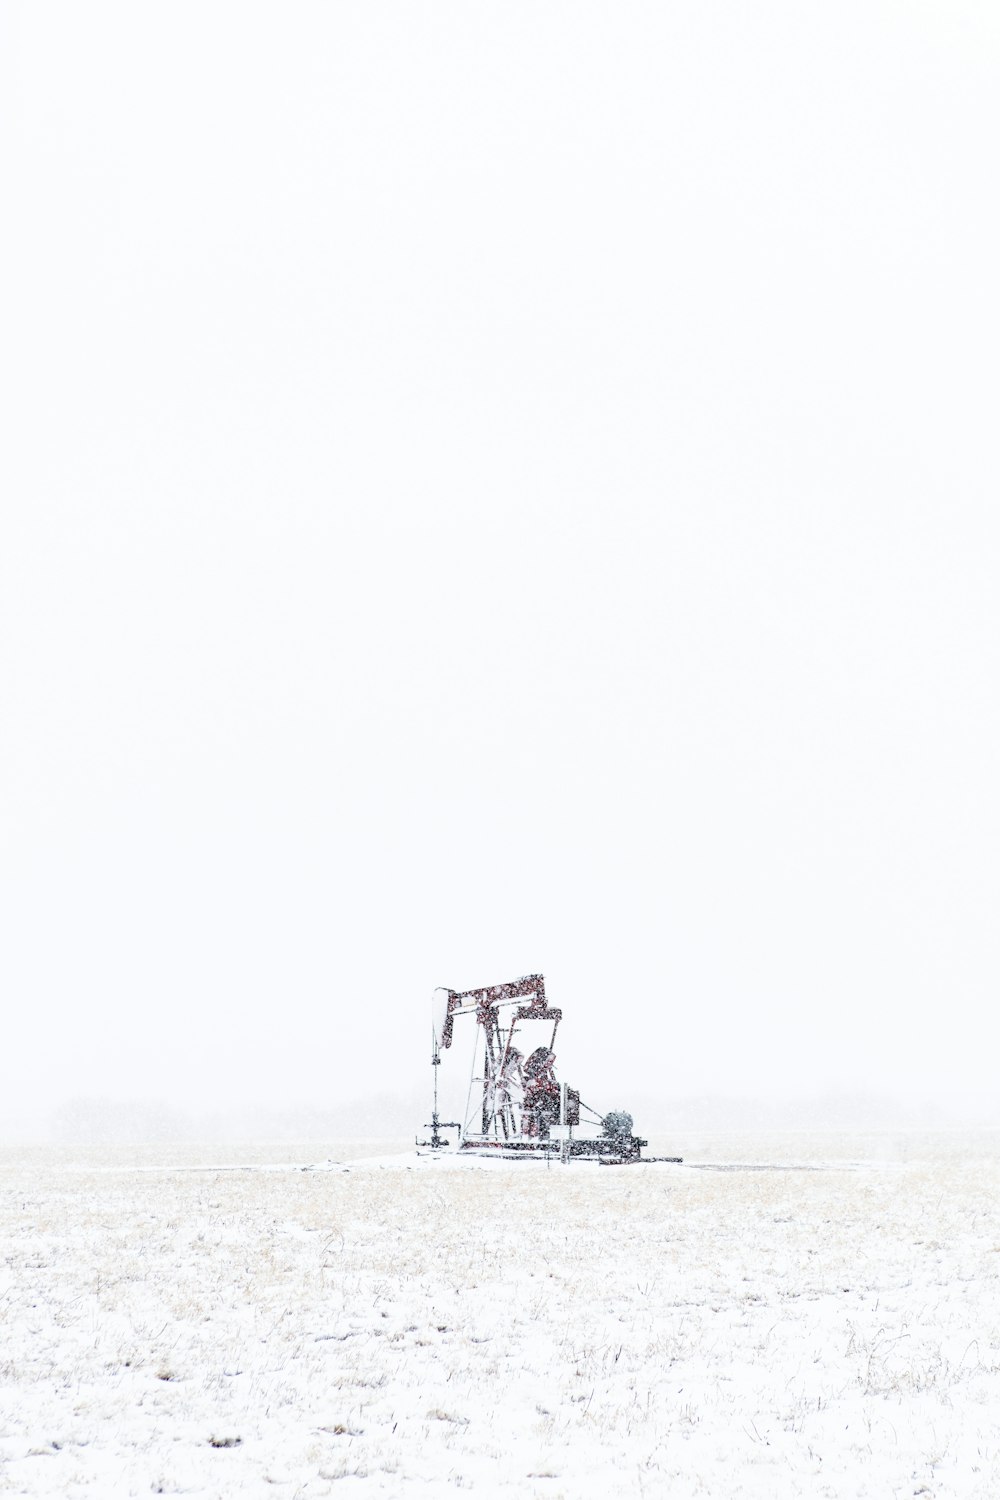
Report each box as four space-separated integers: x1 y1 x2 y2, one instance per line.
418 974 679 1165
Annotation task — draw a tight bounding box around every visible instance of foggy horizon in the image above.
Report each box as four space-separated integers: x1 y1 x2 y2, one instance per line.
3 1078 996 1148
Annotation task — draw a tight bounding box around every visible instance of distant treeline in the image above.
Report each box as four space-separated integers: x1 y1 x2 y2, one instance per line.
37 1089 971 1145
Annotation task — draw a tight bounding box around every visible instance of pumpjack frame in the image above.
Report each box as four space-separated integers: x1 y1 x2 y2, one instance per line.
417 973 681 1166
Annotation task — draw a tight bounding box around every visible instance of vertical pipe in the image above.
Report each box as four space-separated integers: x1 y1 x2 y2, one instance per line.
461 1020 480 1144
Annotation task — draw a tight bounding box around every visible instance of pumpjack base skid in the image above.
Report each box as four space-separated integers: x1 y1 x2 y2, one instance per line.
458 1134 649 1159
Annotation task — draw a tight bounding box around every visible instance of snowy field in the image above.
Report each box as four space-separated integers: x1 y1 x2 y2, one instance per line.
2 1132 1000 1498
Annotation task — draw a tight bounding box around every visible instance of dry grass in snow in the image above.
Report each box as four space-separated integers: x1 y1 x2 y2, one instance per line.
1 1133 1000 1497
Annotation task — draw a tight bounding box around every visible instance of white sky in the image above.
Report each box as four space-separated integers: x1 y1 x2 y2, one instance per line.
2 1 998 1129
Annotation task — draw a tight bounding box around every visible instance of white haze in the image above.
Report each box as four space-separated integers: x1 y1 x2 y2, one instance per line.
2 2 998 1139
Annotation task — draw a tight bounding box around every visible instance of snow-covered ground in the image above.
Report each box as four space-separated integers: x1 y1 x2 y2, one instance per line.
2 1131 999 1497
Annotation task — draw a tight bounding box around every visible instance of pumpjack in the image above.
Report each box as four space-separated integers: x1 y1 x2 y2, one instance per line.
417 974 680 1165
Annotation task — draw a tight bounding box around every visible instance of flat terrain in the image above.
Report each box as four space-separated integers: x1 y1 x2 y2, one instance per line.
2 1132 1000 1497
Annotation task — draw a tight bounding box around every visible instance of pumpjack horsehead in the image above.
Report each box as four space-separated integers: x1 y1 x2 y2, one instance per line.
420 974 680 1165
